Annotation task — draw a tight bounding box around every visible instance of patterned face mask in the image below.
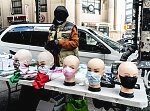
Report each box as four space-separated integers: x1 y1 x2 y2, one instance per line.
19 63 29 75
86 71 101 85
63 66 74 78
37 65 51 74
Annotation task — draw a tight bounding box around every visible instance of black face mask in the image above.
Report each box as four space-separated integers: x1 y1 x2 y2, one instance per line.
119 75 137 89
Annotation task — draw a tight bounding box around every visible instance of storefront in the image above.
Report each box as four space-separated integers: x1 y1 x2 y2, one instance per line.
7 15 27 24
83 22 110 36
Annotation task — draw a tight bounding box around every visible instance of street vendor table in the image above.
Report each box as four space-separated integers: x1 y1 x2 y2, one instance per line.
0 71 148 109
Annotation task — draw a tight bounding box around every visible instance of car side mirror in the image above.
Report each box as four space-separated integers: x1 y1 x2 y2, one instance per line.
96 42 111 54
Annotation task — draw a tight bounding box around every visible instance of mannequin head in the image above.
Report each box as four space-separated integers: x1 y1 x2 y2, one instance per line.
87 58 105 90
14 49 32 74
14 49 32 65
118 62 138 98
37 51 54 68
37 51 54 74
63 55 80 85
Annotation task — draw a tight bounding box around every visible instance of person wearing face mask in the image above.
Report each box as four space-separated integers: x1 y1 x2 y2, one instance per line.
45 6 79 67
118 62 138 98
10 49 32 85
63 55 80 86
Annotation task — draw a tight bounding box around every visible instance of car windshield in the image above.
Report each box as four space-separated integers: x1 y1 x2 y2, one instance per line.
88 28 124 52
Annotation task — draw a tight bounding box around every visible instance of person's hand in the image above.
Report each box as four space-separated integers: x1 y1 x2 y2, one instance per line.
44 40 53 51
44 40 61 56
54 40 59 46
45 40 59 49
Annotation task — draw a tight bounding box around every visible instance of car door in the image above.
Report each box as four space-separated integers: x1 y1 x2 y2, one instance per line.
78 29 110 64
29 26 49 59
0 26 32 54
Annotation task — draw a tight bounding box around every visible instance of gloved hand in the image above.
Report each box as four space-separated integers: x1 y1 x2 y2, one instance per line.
45 40 62 56
53 40 59 46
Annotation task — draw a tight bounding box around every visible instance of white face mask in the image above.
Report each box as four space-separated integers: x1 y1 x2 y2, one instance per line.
19 63 29 75
38 65 53 80
38 65 51 74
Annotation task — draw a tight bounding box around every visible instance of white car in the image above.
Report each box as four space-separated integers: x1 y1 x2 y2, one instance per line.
0 24 136 65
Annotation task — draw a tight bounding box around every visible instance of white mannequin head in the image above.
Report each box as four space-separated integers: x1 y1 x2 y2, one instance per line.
118 62 138 94
87 58 105 88
63 55 80 83
37 51 54 68
14 49 32 65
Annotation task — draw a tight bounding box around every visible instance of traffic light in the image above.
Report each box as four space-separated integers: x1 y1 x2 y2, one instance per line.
124 25 128 30
124 25 130 30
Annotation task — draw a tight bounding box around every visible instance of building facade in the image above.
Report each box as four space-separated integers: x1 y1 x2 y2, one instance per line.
125 0 133 24
124 0 133 37
0 0 2 29
0 0 126 41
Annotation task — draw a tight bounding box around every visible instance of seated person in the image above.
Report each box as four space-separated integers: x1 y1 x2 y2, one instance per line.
118 61 138 98
33 51 54 89
63 55 80 86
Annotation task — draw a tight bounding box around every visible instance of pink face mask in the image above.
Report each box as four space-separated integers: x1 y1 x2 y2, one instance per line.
63 66 74 78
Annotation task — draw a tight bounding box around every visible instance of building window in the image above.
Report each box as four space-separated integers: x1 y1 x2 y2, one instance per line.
40 0 47 12
12 0 22 14
82 0 101 14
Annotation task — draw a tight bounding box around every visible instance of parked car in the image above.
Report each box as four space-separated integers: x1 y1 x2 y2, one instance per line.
117 37 133 47
0 24 136 65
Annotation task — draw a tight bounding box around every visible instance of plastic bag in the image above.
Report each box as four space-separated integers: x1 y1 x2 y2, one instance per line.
101 73 115 88
66 98 88 111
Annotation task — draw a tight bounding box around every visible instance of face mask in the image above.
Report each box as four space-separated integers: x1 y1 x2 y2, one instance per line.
86 71 101 85
38 65 51 75
119 75 137 89
56 19 64 24
19 63 29 75
63 66 74 78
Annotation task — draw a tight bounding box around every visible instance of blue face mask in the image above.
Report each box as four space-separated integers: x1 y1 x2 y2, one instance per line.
86 71 101 85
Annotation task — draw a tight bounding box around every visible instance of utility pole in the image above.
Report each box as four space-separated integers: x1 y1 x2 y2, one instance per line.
36 0 41 23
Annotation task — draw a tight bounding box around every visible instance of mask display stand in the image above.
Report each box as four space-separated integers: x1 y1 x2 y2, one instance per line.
86 58 105 92
118 62 138 98
63 55 79 86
